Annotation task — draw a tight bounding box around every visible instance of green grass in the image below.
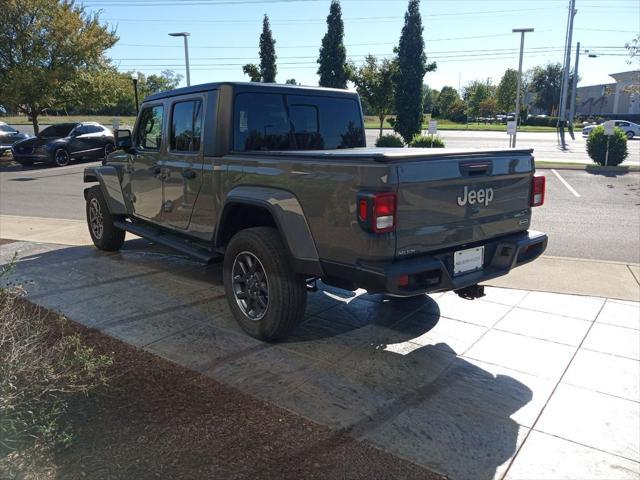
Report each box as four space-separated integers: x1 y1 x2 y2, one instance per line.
363 116 556 133
2 115 137 127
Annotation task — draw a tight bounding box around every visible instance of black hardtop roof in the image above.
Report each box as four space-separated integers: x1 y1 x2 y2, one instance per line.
143 81 359 103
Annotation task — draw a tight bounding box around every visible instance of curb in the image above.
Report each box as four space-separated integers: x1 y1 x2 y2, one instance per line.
535 161 640 172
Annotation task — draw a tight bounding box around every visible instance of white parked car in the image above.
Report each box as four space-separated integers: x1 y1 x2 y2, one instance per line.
582 120 640 139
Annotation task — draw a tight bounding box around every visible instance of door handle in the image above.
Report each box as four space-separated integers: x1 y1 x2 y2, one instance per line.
182 169 197 179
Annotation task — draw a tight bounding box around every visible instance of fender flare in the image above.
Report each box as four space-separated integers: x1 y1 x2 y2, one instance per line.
83 166 129 216
218 186 323 277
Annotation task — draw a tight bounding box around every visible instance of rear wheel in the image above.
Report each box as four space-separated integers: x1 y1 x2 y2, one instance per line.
626 131 635 140
104 143 115 159
223 227 307 341
86 186 125 251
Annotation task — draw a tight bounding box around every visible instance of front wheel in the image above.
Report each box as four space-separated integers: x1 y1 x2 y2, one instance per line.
223 227 307 341
53 148 70 167
86 186 125 251
104 142 115 160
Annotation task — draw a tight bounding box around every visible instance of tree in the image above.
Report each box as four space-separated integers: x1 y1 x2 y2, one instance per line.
352 55 396 137
495 68 523 112
478 97 498 119
259 15 277 83
393 0 436 142
242 64 262 82
285 78 299 85
436 86 460 119
447 99 467 123
142 70 183 96
0 0 118 134
317 0 349 89
625 34 640 64
529 63 563 115
463 79 495 119
423 85 439 115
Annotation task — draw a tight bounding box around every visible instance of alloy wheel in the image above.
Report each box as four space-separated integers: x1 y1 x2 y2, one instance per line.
88 197 104 240
55 149 70 166
232 251 269 321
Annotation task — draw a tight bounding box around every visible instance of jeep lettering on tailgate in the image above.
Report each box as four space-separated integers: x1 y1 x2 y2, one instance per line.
457 186 494 207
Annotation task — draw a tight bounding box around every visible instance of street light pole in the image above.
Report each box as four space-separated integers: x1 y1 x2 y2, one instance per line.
511 28 534 148
169 32 191 86
131 75 139 114
567 42 580 138
558 0 577 149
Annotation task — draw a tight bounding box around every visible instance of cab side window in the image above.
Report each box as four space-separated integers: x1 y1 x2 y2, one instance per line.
136 105 164 150
170 100 203 152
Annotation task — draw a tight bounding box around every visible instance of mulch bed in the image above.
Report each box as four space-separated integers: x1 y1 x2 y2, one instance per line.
11 298 442 480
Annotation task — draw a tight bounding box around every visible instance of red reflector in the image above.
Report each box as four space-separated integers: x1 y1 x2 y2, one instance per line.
397 274 409 287
358 199 368 221
373 192 396 233
531 175 546 207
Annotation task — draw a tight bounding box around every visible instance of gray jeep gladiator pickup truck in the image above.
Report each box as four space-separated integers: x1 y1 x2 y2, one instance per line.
84 82 547 340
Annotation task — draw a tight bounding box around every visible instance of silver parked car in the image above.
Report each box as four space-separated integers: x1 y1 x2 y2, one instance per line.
582 120 640 139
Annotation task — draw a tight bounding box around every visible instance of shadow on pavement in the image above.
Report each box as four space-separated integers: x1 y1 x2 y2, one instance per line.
0 157 99 172
0 240 532 480
584 165 633 177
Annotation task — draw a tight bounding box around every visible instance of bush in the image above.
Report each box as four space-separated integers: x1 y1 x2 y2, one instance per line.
523 116 558 127
409 134 445 148
376 134 404 147
586 126 628 166
0 286 112 470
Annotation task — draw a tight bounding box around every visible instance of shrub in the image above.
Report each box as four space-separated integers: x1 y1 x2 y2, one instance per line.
409 134 445 148
586 126 628 166
376 134 404 147
523 116 558 127
0 286 112 469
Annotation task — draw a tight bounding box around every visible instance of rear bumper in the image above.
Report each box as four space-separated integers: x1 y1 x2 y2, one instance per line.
321 230 548 296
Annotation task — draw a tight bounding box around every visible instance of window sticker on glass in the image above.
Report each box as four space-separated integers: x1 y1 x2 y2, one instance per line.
239 110 248 133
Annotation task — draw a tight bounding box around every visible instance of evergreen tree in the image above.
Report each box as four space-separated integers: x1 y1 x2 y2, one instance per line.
317 0 349 89
259 14 277 83
393 0 435 142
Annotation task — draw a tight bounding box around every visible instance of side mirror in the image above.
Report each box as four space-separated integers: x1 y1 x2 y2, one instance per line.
115 129 133 151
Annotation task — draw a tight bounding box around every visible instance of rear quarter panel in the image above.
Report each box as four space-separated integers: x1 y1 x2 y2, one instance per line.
219 154 397 263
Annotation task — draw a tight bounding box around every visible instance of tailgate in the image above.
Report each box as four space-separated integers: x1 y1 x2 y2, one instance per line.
395 152 533 257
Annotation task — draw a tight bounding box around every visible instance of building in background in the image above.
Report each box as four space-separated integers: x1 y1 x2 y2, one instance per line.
575 70 640 119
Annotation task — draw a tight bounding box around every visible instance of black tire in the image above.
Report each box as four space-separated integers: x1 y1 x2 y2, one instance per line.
85 186 125 251
104 142 115 160
223 227 307 341
626 131 634 140
53 147 70 167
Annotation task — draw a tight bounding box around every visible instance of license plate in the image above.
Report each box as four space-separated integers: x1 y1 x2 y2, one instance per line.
453 246 484 276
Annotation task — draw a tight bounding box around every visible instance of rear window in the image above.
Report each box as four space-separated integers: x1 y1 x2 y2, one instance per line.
233 92 364 151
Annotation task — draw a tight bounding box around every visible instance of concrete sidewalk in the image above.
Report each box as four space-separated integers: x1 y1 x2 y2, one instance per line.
2 214 638 301
1 239 638 480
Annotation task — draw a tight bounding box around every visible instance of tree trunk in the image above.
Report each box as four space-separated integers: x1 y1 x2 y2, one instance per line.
31 113 39 136
379 115 385 138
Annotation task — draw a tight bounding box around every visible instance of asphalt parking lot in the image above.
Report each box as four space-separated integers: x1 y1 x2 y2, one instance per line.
1 159 638 263
1 239 638 480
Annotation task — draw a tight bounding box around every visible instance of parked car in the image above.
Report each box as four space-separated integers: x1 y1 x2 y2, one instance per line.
12 122 114 166
83 82 547 341
582 120 640 139
0 122 29 155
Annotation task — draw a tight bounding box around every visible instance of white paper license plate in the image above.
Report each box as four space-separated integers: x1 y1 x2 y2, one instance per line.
453 246 484 276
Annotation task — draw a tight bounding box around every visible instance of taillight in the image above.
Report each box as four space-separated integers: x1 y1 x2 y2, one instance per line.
357 192 397 233
531 175 545 207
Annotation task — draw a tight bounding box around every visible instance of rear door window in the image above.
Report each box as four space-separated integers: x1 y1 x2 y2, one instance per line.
136 105 164 150
233 92 364 151
170 100 203 152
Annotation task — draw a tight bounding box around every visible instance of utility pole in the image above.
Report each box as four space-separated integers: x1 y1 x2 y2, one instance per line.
511 28 534 148
567 42 580 140
169 32 191 86
558 0 577 149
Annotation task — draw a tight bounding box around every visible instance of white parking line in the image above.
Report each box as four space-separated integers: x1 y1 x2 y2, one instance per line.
551 169 581 197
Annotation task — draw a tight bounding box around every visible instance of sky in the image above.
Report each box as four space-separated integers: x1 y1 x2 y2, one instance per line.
81 0 640 92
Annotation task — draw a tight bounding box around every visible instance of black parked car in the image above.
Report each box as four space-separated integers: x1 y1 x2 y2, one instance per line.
0 122 29 155
11 122 115 167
